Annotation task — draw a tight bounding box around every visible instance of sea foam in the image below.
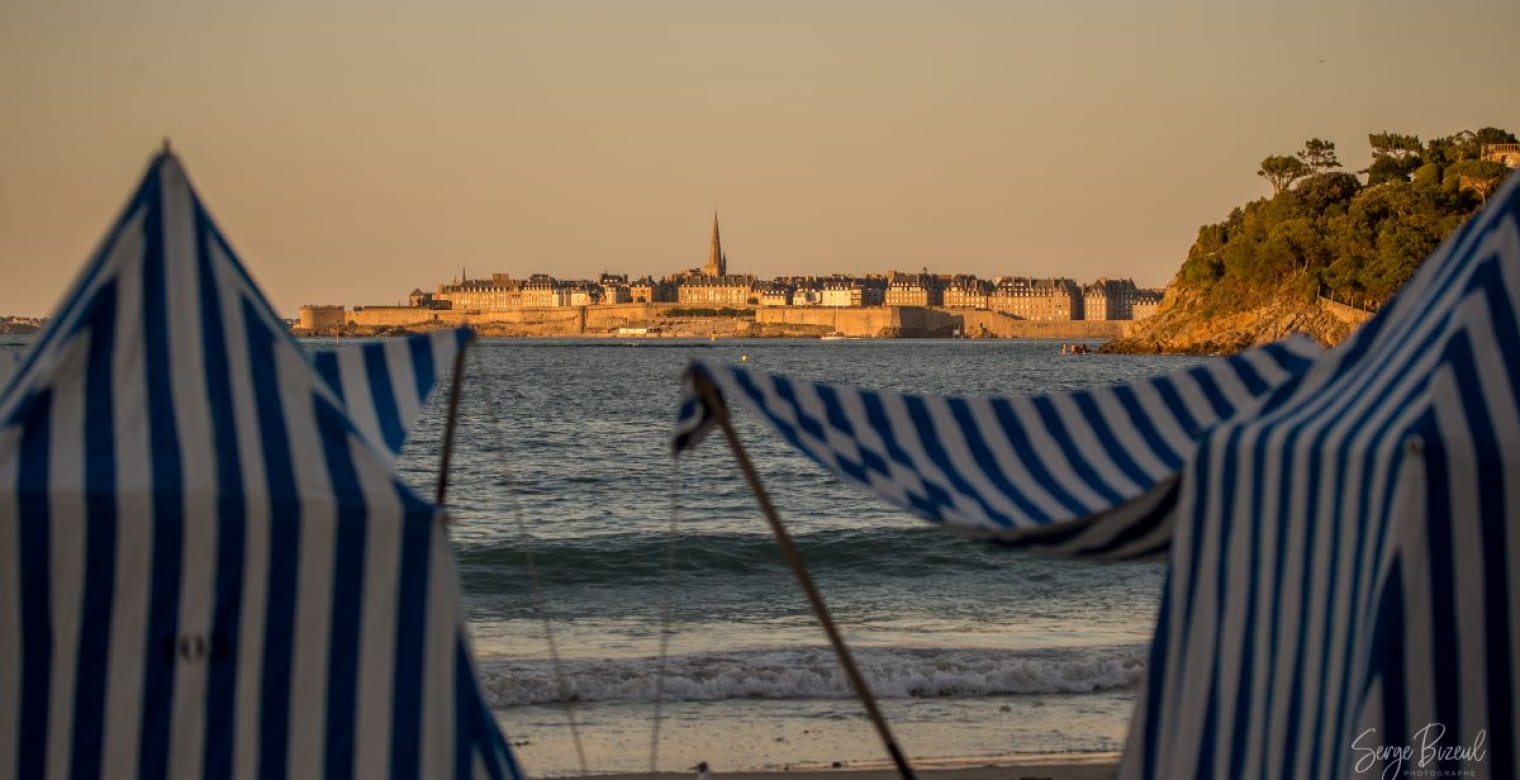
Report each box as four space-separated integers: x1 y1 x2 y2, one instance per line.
474 644 1146 707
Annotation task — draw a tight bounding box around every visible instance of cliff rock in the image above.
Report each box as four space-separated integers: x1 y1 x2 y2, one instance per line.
1102 286 1352 354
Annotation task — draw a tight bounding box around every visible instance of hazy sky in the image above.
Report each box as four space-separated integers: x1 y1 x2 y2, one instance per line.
2 0 1516 317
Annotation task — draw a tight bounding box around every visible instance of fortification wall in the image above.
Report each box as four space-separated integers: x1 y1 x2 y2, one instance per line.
955 310 1127 339
348 306 469 327
896 307 961 337
348 302 704 333
585 303 659 331
298 305 347 333
343 302 1131 339
349 306 587 329
754 307 901 337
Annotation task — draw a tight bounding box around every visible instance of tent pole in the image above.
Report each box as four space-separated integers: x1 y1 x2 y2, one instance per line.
691 371 918 780
435 335 473 509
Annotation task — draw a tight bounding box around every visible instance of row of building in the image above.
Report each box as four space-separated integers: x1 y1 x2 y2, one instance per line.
411 271 1161 321
321 213 1164 328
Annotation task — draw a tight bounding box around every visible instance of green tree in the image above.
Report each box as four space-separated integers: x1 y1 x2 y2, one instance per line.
1295 172 1362 215
1297 138 1340 172
1369 132 1422 159
1423 133 1468 167
1447 159 1512 205
1363 222 1436 300
1179 224 1228 287
1176 126 1492 324
1411 162 1443 190
1367 132 1423 185
1258 155 1310 194
1474 127 1519 146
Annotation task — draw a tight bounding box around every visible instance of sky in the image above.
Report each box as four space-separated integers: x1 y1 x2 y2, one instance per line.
1 0 1517 317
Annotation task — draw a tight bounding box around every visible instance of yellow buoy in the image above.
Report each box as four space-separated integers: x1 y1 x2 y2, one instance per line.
741 355 748 362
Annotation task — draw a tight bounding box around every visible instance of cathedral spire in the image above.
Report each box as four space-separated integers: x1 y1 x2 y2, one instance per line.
704 210 726 277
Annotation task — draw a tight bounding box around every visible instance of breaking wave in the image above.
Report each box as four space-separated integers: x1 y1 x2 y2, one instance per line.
456 527 1049 589
474 644 1146 707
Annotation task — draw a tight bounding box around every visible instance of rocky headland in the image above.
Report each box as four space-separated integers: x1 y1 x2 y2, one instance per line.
1102 287 1356 354
1105 127 1512 354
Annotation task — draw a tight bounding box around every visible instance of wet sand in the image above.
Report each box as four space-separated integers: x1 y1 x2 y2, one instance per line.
589 753 1118 780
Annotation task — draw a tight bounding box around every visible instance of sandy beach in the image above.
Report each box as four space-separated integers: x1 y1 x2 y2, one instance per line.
591 754 1119 780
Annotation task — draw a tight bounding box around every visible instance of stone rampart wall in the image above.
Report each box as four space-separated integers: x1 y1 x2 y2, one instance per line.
349 302 720 332
955 310 1127 339
754 307 902 336
344 303 1131 339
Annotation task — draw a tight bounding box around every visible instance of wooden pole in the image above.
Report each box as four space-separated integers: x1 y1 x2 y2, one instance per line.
435 335 473 509
690 370 918 780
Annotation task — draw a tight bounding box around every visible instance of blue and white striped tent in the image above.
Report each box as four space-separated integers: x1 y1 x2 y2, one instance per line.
675 174 1520 778
310 329 473 465
0 151 520 779
0 351 17 387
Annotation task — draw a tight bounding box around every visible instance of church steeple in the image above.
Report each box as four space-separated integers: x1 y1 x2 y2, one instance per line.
704 211 726 277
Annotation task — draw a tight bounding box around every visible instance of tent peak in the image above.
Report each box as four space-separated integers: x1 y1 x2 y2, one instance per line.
153 138 182 170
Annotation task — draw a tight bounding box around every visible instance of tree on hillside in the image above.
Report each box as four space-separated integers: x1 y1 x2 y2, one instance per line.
1424 132 1473 167
1259 155 1311 194
1295 172 1362 214
1367 132 1424 185
1206 128 1492 312
1369 132 1422 159
1475 127 1520 146
1298 138 1341 172
1447 159 1512 205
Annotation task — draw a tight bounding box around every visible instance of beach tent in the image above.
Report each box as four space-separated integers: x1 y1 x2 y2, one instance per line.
0 151 520 780
310 329 473 464
675 173 1520 778
0 351 17 386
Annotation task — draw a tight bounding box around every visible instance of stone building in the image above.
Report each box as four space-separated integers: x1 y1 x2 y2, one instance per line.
435 273 524 311
678 275 757 306
942 276 991 309
820 279 883 307
520 275 561 308
563 282 600 307
775 275 818 306
1132 288 1165 320
884 274 942 307
672 211 757 305
703 212 727 277
630 277 676 303
1082 277 1141 320
793 287 823 306
757 283 794 306
988 277 1082 320
407 289 450 309
298 305 346 333
1482 143 1520 168
596 273 632 304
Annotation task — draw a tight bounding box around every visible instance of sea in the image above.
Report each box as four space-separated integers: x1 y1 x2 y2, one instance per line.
0 335 1204 776
394 338 1203 776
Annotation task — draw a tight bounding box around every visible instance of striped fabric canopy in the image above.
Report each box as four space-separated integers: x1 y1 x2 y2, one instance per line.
0 351 17 387
0 152 520 780
674 173 1520 778
311 329 472 463
674 337 1322 559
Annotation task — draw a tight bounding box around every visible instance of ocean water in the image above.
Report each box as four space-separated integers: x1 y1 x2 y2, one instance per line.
392 338 1205 776
0 335 1204 775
